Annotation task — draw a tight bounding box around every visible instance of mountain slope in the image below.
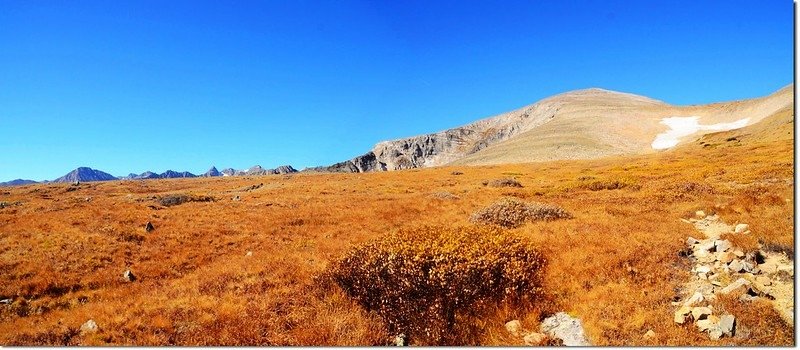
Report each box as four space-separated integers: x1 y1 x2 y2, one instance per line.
316 85 792 171
0 179 38 187
53 167 118 183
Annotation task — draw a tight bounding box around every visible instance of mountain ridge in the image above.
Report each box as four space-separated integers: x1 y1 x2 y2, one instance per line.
309 84 793 172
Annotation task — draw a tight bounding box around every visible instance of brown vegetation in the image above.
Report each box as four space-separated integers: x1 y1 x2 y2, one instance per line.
330 225 545 345
470 198 572 228
0 114 793 345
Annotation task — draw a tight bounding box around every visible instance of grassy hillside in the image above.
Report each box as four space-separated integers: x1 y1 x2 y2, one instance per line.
0 108 793 345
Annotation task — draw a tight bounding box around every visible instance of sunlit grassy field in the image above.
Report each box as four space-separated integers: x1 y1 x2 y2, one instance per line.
0 120 793 345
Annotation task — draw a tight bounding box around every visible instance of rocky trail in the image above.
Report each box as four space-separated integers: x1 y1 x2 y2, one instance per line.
673 211 794 340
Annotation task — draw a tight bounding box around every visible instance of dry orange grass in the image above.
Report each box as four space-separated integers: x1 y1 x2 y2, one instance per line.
0 121 793 345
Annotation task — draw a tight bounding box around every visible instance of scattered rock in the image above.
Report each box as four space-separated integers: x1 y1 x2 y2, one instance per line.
708 327 723 340
734 224 749 234
696 315 719 331
505 320 523 337
687 237 700 245
523 332 547 345
123 269 136 282
696 210 706 218
728 259 745 273
733 250 745 258
233 195 241 201
717 251 734 264
720 278 750 296
714 240 732 253
0 298 11 305
394 333 407 346
756 276 772 286
674 306 692 324
684 291 705 307
80 319 98 334
691 306 712 321
144 221 154 232
245 251 253 257
719 315 735 336
697 240 716 253
540 312 591 346
696 265 712 275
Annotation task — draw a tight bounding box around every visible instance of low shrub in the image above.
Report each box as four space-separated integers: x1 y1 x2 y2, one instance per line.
470 198 572 228
482 178 523 188
582 178 639 191
330 225 546 345
158 194 214 207
431 191 459 200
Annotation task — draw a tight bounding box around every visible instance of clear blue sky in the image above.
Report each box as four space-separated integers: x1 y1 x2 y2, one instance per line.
0 0 793 181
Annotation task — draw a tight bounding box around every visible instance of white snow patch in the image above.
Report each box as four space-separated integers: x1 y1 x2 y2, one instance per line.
651 116 750 150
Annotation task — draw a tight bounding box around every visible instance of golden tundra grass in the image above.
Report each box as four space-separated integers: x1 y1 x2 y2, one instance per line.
0 128 793 345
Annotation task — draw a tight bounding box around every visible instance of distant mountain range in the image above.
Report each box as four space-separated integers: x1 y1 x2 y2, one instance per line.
0 165 298 187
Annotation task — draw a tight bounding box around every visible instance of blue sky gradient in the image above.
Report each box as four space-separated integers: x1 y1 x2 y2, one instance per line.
0 0 793 181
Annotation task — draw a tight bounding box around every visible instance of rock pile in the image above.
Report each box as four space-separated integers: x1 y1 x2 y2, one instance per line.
504 319 549 346
505 313 591 346
674 211 795 339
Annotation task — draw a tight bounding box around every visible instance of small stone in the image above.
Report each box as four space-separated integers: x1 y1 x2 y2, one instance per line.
0 298 11 305
739 294 757 302
696 265 712 274
696 210 706 218
717 251 735 264
123 269 136 282
714 240 732 253
708 327 724 340
245 251 253 257
680 218 692 224
144 221 154 232
719 315 735 336
720 278 751 295
728 259 745 273
80 319 98 334
523 332 547 345
756 276 772 286
759 261 779 274
733 250 745 258
741 261 755 273
691 307 713 321
505 320 523 337
734 224 749 234
394 333 407 346
711 280 723 286
674 306 692 324
233 195 241 201
684 291 705 306
687 237 700 245
697 240 716 253
696 315 720 331
643 330 656 339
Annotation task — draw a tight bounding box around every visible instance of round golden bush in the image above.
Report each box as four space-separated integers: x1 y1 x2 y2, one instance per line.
330 225 545 345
